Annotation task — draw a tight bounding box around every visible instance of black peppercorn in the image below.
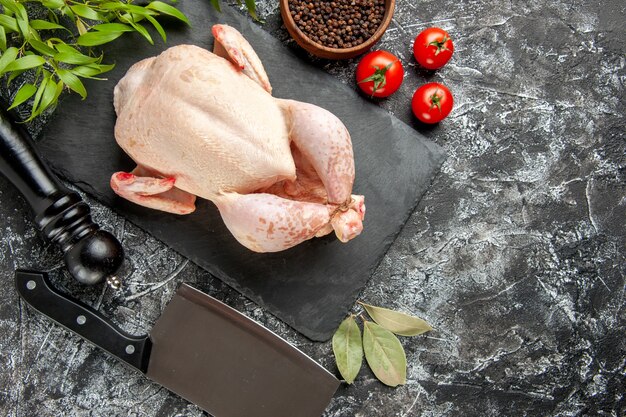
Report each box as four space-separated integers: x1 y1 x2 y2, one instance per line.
288 0 385 49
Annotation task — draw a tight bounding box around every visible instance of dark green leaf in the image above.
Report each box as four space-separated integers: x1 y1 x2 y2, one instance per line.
0 26 5 51
13 2 28 22
54 42 81 54
29 19 67 31
362 321 407 387
15 14 30 40
128 6 158 17
46 37 68 46
41 0 65 9
118 12 140 24
145 1 190 25
33 76 59 117
0 15 18 32
0 0 19 15
91 22 134 33
101 2 128 12
29 73 50 119
244 0 259 20
28 26 42 42
145 14 166 42
52 79 64 103
70 4 105 21
76 31 124 46
70 70 105 80
95 63 115 73
127 20 153 44
56 68 87 99
359 302 433 336
60 5 76 21
29 72 58 120
70 63 114 79
12 2 30 39
2 55 46 73
54 51 99 65
28 39 57 56
332 315 363 384
7 83 36 109
100 2 155 16
0 47 18 74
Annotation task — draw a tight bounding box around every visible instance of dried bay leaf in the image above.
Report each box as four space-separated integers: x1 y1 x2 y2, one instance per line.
359 302 432 336
363 321 406 387
332 315 363 383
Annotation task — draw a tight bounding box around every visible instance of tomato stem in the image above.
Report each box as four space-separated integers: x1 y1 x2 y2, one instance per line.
429 89 442 112
357 60 396 96
428 36 451 56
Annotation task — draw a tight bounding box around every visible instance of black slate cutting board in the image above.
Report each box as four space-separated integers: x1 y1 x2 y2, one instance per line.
38 3 445 341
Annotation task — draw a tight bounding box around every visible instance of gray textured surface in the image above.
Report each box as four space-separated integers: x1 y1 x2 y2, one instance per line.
1 0 625 416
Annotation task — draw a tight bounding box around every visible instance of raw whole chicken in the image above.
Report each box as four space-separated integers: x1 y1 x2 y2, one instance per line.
111 24 365 252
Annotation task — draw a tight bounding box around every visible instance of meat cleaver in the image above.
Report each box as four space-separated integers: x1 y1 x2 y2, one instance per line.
15 270 340 416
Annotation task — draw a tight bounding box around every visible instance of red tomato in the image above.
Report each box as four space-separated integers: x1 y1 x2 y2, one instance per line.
413 27 454 70
355 50 404 98
411 83 453 124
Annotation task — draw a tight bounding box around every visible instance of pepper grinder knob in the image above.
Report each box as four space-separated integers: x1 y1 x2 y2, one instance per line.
64 229 124 285
0 107 124 285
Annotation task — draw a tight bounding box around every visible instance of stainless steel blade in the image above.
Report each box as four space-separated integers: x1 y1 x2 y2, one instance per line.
146 284 340 417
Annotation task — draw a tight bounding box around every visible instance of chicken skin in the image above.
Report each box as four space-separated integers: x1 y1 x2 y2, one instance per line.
111 24 365 252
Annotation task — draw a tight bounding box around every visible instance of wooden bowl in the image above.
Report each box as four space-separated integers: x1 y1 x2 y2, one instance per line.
280 0 396 60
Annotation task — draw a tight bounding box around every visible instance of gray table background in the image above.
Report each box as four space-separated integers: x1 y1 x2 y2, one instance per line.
1 0 624 416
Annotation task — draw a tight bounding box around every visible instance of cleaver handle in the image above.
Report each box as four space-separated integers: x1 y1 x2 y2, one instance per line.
0 109 124 285
15 269 152 373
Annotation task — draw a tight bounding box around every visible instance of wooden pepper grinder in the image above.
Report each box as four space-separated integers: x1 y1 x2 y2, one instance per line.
0 108 124 287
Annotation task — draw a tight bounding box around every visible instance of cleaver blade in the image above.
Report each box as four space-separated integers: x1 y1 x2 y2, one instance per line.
15 270 340 417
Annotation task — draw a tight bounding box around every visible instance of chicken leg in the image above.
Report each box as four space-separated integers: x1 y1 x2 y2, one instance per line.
214 192 330 252
215 100 365 251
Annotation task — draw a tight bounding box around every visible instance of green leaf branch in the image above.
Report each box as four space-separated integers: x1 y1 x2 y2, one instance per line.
332 302 432 387
0 0 190 120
